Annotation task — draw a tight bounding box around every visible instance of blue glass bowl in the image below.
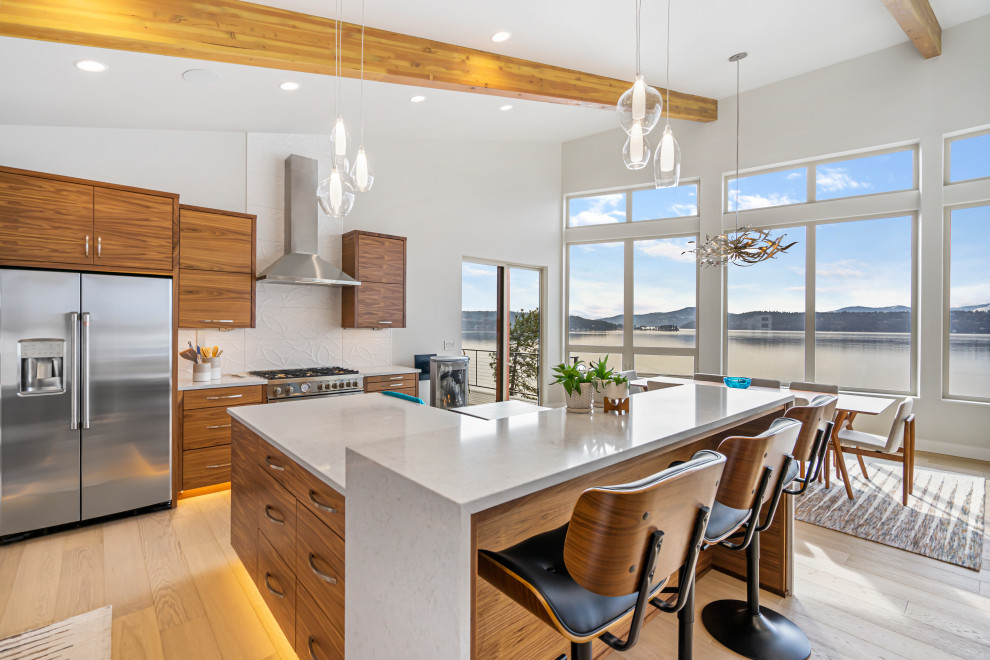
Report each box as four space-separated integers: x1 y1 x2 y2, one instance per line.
723 377 752 389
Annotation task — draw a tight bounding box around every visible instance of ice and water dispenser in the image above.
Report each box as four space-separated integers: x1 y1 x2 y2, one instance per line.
17 338 66 396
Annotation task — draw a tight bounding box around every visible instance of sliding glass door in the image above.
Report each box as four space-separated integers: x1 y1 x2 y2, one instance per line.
461 261 543 404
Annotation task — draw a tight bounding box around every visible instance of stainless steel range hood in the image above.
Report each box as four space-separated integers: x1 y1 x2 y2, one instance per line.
257 155 360 287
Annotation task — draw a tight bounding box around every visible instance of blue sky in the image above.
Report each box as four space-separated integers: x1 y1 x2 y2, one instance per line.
951 205 990 308
461 262 541 315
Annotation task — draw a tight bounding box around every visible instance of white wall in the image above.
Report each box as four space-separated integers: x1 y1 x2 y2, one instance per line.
561 16 990 460
0 125 563 398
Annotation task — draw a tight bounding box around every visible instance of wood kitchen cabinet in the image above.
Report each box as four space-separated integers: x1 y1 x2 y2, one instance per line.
0 167 178 273
341 230 406 329
178 204 256 328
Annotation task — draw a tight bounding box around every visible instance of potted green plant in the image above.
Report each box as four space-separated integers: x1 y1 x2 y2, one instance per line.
551 361 593 413
588 356 615 408
603 372 630 403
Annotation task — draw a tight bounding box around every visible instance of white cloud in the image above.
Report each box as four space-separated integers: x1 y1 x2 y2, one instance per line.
636 239 696 263
569 193 625 226
730 192 800 211
785 171 803 180
816 167 872 193
816 259 866 280
462 265 495 278
951 282 990 308
669 202 698 217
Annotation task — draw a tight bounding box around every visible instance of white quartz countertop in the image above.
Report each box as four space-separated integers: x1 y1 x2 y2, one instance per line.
178 373 268 391
350 383 794 513
228 393 471 493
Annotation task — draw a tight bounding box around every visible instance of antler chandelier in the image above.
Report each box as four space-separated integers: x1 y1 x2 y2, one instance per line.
686 52 796 268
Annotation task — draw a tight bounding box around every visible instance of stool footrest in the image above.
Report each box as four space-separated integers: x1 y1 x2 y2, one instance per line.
701 599 811 660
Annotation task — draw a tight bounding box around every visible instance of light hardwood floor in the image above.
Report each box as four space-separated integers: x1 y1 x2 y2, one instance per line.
0 452 987 659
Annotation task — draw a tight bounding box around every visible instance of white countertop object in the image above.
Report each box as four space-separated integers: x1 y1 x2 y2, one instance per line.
177 373 268 391
451 400 550 420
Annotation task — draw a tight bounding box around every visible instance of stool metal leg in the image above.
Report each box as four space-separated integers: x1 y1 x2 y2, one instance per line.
677 579 695 660
570 641 593 660
701 532 811 660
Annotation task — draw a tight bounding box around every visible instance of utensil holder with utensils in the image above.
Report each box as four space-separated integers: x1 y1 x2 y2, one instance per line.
192 363 211 382
204 356 221 379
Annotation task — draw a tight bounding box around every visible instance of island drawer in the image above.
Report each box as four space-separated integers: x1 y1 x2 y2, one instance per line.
291 466 346 540
296 584 344 660
295 503 345 625
182 445 231 490
258 439 297 490
364 373 417 393
183 407 234 450
257 531 296 644
185 385 263 410
257 466 297 566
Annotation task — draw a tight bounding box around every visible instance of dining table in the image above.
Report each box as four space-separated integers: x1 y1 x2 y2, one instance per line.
630 376 899 499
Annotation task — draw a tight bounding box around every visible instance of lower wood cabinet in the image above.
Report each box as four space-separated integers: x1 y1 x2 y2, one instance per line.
364 373 418 398
231 420 346 658
182 445 231 490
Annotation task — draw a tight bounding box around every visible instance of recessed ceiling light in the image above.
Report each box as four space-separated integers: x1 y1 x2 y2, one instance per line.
280 81 300 91
499 104 513 111
181 68 222 84
74 59 107 73
491 31 512 43
409 95 426 103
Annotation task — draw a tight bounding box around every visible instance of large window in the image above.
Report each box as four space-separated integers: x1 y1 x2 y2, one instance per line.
946 204 990 400
565 183 700 377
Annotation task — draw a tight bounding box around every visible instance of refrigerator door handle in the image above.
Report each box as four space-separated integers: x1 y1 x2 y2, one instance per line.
81 312 91 429
70 312 79 430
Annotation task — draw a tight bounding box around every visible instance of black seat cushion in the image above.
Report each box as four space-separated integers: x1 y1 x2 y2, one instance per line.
479 524 663 639
704 500 751 543
784 458 799 485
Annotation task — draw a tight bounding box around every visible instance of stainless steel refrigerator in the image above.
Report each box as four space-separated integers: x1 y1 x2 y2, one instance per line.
0 269 172 537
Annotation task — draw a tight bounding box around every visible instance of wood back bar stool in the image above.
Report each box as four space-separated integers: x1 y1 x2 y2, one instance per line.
700 417 811 660
477 451 727 660
783 394 838 485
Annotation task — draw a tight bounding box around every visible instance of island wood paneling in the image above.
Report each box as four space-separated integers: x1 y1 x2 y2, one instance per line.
257 531 296 643
0 171 94 265
471 407 788 660
0 0 717 121
231 422 260 579
94 188 175 271
296 585 344 660
294 505 345 633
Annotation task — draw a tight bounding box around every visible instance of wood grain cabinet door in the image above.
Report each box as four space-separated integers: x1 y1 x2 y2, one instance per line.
178 269 254 328
0 171 94 265
356 235 404 283
94 188 174 271
351 282 404 328
180 208 253 272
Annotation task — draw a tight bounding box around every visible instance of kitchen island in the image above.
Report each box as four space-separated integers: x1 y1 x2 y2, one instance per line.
228 384 794 660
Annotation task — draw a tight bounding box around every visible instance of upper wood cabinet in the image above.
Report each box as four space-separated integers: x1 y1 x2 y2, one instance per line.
0 171 94 266
178 205 256 329
0 167 177 273
341 230 406 329
94 188 175 271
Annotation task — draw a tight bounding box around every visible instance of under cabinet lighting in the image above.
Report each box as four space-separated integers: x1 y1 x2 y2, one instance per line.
491 31 512 43
74 60 107 73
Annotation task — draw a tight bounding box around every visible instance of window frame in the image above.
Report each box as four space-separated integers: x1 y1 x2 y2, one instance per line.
944 126 990 186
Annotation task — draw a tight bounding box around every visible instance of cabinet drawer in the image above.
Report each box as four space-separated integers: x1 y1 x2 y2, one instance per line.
296 584 344 660
295 504 345 627
257 531 295 644
292 468 346 541
183 407 234 450
178 269 253 328
184 385 263 410
348 283 404 328
258 440 297 490
182 445 231 490
257 466 297 566
180 208 254 273
364 373 417 392
94 188 174 271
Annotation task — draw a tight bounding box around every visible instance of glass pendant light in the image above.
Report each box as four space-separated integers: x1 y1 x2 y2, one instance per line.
317 166 356 217
330 114 351 171
318 0 356 215
617 0 662 140
654 0 681 188
622 121 652 170
349 0 375 192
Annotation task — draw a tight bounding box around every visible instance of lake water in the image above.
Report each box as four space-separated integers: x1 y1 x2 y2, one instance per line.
464 329 990 396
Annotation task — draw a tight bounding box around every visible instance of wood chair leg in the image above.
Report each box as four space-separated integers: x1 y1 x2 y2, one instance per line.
856 454 870 480
824 445 831 489
831 437 855 500
902 420 915 505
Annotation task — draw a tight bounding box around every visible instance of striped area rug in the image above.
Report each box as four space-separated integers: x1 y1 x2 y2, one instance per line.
0 607 110 660
795 457 985 571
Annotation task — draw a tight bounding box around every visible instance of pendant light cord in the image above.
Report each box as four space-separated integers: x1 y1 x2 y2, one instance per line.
735 56 741 232
359 0 365 143
665 0 670 125
635 0 642 76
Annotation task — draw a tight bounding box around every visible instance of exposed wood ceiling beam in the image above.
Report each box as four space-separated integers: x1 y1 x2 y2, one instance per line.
881 0 942 59
0 0 718 122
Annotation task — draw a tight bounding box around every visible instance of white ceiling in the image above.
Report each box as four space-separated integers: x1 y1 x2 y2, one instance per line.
0 1 987 142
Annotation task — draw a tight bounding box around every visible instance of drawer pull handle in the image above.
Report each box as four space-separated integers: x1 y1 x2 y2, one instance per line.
205 424 232 430
206 394 243 400
205 463 231 469
264 505 285 525
264 573 285 598
378 320 393 324
308 553 338 584
266 457 285 471
97 236 102 258
308 637 320 660
308 490 338 514
389 375 405 380
85 235 90 257
201 319 235 324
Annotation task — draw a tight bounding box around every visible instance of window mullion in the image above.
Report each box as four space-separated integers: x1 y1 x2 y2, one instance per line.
805 224 816 383
623 239 634 371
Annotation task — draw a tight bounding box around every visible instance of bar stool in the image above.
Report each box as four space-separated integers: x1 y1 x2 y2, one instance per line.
478 450 727 660
783 394 838 487
701 417 809 660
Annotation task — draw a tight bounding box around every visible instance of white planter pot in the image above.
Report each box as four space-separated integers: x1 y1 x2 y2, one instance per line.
592 381 605 408
564 384 592 413
603 381 630 402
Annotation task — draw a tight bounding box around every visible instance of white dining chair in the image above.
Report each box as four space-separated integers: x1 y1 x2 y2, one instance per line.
620 370 645 394
835 398 916 505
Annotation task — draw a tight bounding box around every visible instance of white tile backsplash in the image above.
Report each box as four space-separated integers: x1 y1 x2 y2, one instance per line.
182 133 392 373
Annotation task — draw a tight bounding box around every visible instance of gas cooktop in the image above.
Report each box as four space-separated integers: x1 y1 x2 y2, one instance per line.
248 366 362 401
249 366 358 380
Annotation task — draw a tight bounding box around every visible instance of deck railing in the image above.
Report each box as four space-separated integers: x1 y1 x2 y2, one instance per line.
461 347 540 403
